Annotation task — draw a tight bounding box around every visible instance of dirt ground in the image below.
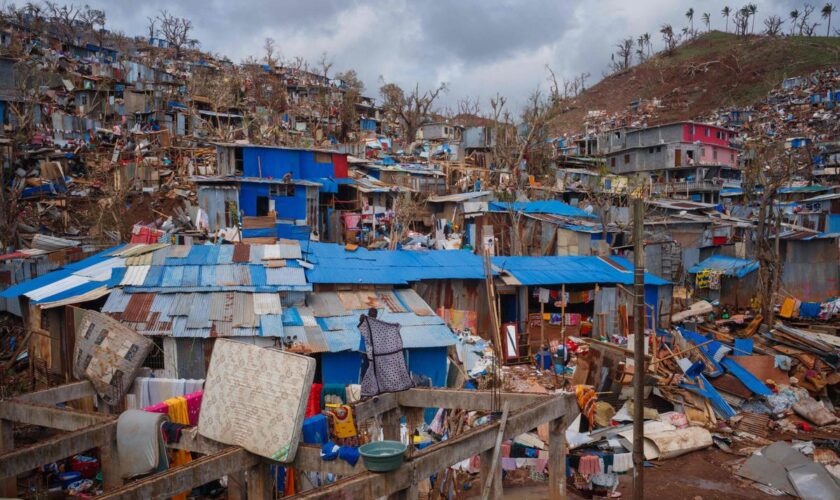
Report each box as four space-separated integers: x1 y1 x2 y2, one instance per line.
505 448 772 499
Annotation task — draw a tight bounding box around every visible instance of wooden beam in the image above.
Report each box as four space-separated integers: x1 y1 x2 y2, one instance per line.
480 403 509 500
172 428 363 476
0 400 113 431
96 447 258 500
353 392 398 422
396 388 548 411
295 394 576 499
15 381 95 405
0 421 116 479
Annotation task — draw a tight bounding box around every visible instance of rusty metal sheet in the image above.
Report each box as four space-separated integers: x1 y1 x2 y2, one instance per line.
232 292 257 327
378 291 407 313
208 292 234 322
308 292 347 317
395 288 435 316
232 244 251 263
122 293 155 322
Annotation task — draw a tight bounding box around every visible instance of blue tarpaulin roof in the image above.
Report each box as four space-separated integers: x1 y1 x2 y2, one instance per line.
492 255 670 286
302 242 487 284
488 200 596 219
687 255 759 278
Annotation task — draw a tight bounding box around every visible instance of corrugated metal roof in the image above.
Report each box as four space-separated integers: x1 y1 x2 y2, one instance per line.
123 293 155 322
250 265 267 286
217 244 234 264
232 292 256 327
308 292 346 317
169 245 191 258
249 245 265 263
200 266 217 286
266 267 307 286
143 266 164 286
232 244 250 262
102 288 130 313
120 265 150 286
181 266 200 286
493 255 670 286
161 266 184 286
253 293 282 315
488 200 597 219
74 257 125 280
125 253 154 266
394 289 432 315
171 293 194 316
208 292 233 321
31 233 80 251
186 293 212 328
25 275 90 301
259 314 284 337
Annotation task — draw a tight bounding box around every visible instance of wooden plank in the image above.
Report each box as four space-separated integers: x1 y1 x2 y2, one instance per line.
96 447 258 500
173 428 363 476
396 388 548 411
0 400 113 431
295 394 575 499
353 392 398 421
0 421 116 479
479 449 501 500
16 381 95 405
246 462 272 499
480 403 509 500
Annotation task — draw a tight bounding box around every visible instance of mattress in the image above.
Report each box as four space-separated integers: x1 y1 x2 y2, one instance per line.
198 339 315 461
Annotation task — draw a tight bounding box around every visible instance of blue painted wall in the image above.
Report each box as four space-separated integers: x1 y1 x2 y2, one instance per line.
321 351 362 385
242 147 336 181
243 147 301 178
407 347 449 423
645 285 659 329
238 182 308 219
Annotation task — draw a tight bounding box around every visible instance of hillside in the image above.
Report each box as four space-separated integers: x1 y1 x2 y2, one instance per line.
549 31 840 134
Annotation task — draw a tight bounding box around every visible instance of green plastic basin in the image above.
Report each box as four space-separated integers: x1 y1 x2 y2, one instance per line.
358 440 407 472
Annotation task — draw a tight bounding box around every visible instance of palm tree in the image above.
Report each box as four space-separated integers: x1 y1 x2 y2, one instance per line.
790 9 800 35
722 6 731 32
823 3 836 35
642 32 652 56
702 12 711 32
686 7 695 33
749 3 758 33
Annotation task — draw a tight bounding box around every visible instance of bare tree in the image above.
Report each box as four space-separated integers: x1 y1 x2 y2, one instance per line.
378 80 448 143
44 1 83 43
743 142 812 326
660 24 678 54
764 15 784 36
146 15 156 40
157 9 193 56
612 37 634 72
80 6 107 50
263 37 277 68
335 69 364 141
798 4 816 35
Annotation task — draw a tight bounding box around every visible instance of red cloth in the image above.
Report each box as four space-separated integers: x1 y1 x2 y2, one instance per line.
184 390 203 426
306 384 323 418
144 402 168 415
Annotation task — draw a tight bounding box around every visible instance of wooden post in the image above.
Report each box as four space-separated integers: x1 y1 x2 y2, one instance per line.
560 284 566 346
0 419 15 497
382 407 401 442
247 462 272 499
227 470 247 500
632 196 645 500
479 449 502 500
540 299 545 351
98 432 123 490
480 402 509 500
548 416 567 500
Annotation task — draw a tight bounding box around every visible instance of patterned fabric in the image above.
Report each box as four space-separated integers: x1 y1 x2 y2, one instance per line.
198 339 315 461
359 315 413 397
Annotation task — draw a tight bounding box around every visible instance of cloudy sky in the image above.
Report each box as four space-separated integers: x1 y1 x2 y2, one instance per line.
88 0 822 112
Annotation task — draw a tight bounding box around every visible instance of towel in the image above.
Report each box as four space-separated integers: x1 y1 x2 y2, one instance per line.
612 452 633 473
306 384 323 418
183 391 203 426
164 397 191 500
321 384 347 407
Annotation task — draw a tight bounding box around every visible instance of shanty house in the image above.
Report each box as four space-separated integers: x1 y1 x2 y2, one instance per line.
687 255 758 307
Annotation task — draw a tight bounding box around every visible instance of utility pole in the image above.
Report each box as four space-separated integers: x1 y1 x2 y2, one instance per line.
632 195 645 500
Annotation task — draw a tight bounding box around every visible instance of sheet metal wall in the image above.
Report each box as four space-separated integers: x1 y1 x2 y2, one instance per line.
781 239 840 301
412 279 489 335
